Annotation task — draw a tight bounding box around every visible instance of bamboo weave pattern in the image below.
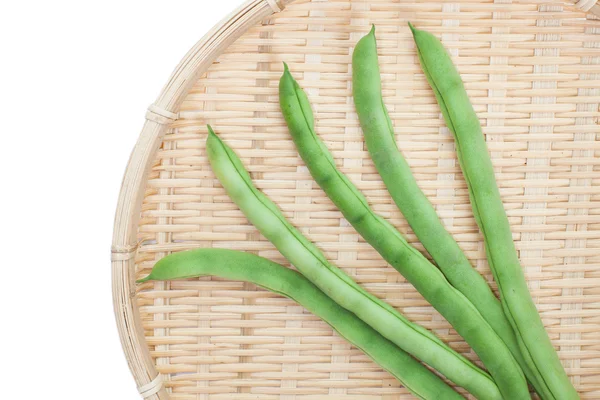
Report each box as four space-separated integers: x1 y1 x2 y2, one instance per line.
135 1 600 398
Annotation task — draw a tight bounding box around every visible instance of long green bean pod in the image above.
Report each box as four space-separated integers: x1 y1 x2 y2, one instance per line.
352 26 546 398
409 23 578 400
206 126 501 400
138 248 465 400
279 65 529 400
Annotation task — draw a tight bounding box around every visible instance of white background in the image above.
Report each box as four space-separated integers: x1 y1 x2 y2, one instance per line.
0 1 241 398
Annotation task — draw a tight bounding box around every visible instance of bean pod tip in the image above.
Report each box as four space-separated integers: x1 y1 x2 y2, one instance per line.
136 275 152 284
407 21 416 35
207 124 217 137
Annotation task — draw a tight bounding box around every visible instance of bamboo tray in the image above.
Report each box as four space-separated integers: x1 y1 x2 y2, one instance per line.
112 0 600 398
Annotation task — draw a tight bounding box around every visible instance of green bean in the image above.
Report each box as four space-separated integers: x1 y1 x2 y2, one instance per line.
206 126 501 400
138 248 465 400
279 65 529 400
409 23 578 400
352 26 546 398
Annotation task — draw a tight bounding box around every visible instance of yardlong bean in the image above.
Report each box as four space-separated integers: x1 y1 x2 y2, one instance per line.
138 248 465 400
353 26 547 399
279 64 529 400
409 23 578 400
206 126 501 399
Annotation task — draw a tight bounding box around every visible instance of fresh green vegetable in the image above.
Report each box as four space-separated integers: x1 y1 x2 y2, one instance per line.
206 126 501 399
138 248 465 400
279 64 529 400
352 26 546 399
409 23 578 400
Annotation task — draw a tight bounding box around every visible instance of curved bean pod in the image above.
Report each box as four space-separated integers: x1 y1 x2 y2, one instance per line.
352 26 545 398
206 127 501 400
138 248 465 400
409 23 578 400
279 65 529 400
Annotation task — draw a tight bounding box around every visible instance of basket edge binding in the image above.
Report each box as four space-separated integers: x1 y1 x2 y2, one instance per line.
110 1 291 398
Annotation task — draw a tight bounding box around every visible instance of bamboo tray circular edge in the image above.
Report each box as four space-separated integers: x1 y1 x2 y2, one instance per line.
111 2 294 398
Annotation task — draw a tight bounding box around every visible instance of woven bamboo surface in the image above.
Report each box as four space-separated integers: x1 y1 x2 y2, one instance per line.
126 0 600 398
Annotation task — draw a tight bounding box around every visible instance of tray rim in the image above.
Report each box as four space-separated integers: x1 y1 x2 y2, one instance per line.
111 1 291 398
111 0 598 398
